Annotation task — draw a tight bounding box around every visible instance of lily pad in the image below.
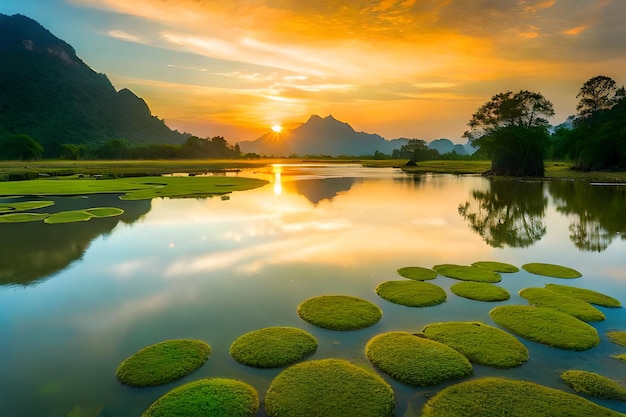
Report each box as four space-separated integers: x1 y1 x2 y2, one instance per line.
297 295 382 331
421 377 624 417
450 282 510 302
522 262 581 278
519 287 605 322
0 200 54 213
116 339 211 387
422 321 528 368
433 264 501 283
472 261 519 273
561 370 626 400
44 207 124 224
0 213 49 223
376 280 447 307
545 283 621 308
489 305 599 351
229 327 317 368
366 331 472 386
265 359 394 417
397 266 437 280
142 378 258 417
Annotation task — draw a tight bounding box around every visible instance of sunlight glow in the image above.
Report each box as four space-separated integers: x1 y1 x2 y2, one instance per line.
271 124 283 133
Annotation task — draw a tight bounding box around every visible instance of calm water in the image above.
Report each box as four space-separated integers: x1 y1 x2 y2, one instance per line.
1 164 625 416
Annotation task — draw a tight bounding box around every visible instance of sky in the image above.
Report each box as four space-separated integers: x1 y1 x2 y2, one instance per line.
2 0 626 144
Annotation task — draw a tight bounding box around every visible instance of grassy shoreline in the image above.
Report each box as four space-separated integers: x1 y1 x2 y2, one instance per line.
1 159 626 183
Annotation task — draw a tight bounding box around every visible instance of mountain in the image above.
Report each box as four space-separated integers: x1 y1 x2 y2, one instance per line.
239 115 409 157
0 14 186 149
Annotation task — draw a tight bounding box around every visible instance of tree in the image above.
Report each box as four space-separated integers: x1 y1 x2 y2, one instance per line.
576 75 625 122
392 139 439 162
0 134 44 160
464 90 554 176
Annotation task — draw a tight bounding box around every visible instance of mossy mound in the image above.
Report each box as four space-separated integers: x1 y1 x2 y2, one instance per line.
545 283 622 308
365 331 472 386
607 331 626 347
519 287 605 322
397 266 437 280
522 262 582 278
229 327 317 368
264 359 395 417
116 339 211 387
489 305 599 351
422 322 528 368
433 264 501 283
142 378 258 417
44 207 124 224
611 354 626 363
375 280 447 307
297 295 382 331
472 261 519 273
561 370 626 401
0 200 54 213
0 213 49 223
450 282 510 302
421 377 624 417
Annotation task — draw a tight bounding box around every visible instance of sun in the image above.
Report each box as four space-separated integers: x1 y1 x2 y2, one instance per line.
271 124 283 133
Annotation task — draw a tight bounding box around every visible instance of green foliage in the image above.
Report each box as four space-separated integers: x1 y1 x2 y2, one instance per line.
392 139 439 161
607 331 626 347
264 359 395 417
396 266 437 280
0 134 44 160
545 284 621 308
522 262 582 278
229 327 317 368
489 305 600 351
421 377 624 417
365 331 472 386
141 378 258 417
433 264 502 282
296 295 382 330
611 354 626 363
519 287 605 322
422 322 528 368
561 370 626 400
471 261 519 273
450 282 510 302
375 280 447 307
115 339 211 387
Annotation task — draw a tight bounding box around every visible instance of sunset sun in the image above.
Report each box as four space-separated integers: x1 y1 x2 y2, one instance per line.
271 124 283 133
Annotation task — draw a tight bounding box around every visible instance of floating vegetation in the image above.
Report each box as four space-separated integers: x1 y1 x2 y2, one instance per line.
375 280 446 307
519 287 606 322
0 200 54 213
0 213 49 223
611 354 626 363
607 331 626 347
433 264 501 283
365 331 472 386
141 378 258 417
561 370 626 401
421 377 624 417
545 283 622 308
115 339 211 387
472 261 519 273
264 359 394 417
44 207 124 224
522 262 582 278
396 266 437 280
489 305 599 351
297 295 382 331
450 282 510 302
422 322 528 368
229 327 317 368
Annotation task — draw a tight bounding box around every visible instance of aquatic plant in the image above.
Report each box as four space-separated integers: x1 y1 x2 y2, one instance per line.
545 283 622 308
561 370 626 400
297 295 382 331
229 327 317 368
472 261 519 273
433 264 502 283
607 331 626 347
519 287 605 322
522 262 582 278
375 280 447 307
450 282 510 302
396 266 437 280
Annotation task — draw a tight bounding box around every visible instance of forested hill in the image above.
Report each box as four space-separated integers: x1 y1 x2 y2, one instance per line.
0 13 186 149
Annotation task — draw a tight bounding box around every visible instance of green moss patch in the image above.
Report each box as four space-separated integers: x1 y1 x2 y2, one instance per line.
396 266 437 280
297 295 382 331
422 322 528 368
611 354 626 363
0 213 49 223
433 264 501 283
607 331 626 347
522 262 582 278
489 305 599 351
545 284 622 308
142 378 258 417
44 207 124 224
450 282 510 302
519 287 606 322
116 339 211 387
229 327 317 368
472 261 519 273
375 280 447 307
421 377 624 417
366 331 472 386
264 359 394 417
561 370 626 400
0 200 54 213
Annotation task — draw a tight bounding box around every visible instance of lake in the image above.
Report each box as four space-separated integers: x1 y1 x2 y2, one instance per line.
1 164 625 416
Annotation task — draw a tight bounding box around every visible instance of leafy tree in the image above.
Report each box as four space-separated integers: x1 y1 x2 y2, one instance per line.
0 134 44 160
392 139 439 162
464 90 554 176
95 139 129 159
576 75 626 122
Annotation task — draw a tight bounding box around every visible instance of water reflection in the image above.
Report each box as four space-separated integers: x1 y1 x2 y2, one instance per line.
458 179 547 248
0 195 151 285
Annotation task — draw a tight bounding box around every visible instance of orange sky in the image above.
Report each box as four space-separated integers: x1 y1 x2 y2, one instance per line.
4 0 626 142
